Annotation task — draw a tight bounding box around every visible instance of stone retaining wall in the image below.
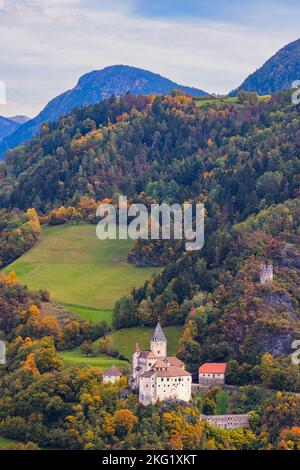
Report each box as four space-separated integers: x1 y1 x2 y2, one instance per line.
202 413 250 430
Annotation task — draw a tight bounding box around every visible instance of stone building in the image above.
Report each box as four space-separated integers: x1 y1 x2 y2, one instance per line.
260 262 274 285
199 363 227 386
130 322 192 406
103 364 122 384
0 340 6 365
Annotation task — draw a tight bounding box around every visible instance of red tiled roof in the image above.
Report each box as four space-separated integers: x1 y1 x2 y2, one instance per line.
166 357 184 367
199 363 227 374
154 359 169 369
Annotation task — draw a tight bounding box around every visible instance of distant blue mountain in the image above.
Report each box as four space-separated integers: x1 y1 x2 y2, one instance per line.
0 65 208 158
0 116 20 141
230 38 300 96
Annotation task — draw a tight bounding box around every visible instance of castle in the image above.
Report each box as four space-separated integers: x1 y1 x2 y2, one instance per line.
260 262 274 285
130 322 192 406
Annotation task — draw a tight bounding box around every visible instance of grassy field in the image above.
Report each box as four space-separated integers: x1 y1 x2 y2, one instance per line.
3 224 185 370
195 95 270 107
59 325 184 369
0 436 18 450
59 348 128 370
195 97 238 107
108 325 184 360
63 303 113 325
3 224 159 322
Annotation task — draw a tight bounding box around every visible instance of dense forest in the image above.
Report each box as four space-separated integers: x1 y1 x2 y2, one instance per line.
0 65 208 158
1 91 299 219
0 208 41 268
0 273 300 450
0 90 300 450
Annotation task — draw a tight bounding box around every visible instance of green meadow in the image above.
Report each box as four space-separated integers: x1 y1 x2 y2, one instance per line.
3 224 186 370
4 224 159 323
59 348 128 370
62 303 113 325
108 325 184 360
0 436 18 450
195 97 239 107
59 325 184 369
195 95 270 107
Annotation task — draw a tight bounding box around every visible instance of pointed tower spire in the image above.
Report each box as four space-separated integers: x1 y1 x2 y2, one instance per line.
150 322 167 357
152 321 167 343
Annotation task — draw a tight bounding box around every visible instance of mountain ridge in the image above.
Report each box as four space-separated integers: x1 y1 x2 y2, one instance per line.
0 65 208 158
0 116 20 141
230 38 300 96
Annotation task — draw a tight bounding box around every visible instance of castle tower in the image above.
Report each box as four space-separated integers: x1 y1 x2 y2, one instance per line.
0 340 6 365
130 343 141 389
133 343 140 367
150 322 167 358
260 262 274 285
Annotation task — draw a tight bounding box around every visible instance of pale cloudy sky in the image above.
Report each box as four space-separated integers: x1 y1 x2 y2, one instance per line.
0 0 299 117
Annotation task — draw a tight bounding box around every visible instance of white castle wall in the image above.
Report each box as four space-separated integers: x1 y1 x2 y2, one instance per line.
155 376 192 403
150 340 167 358
139 375 192 406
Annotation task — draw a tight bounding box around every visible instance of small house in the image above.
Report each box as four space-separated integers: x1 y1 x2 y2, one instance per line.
199 363 227 386
103 364 122 384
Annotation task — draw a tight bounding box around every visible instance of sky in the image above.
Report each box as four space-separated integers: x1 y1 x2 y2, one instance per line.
0 0 299 117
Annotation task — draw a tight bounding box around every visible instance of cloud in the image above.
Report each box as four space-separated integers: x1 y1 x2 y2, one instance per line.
0 0 299 117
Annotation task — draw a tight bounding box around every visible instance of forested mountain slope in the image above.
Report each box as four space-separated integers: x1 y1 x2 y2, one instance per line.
1 90 300 368
1 91 299 218
231 38 300 96
0 65 208 157
1 90 300 450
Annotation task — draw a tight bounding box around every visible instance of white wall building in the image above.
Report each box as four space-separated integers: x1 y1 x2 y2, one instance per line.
103 364 122 384
199 363 227 386
130 322 192 406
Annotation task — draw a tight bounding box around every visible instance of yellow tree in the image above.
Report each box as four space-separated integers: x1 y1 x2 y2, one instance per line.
6 271 17 286
23 353 39 375
113 409 138 435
